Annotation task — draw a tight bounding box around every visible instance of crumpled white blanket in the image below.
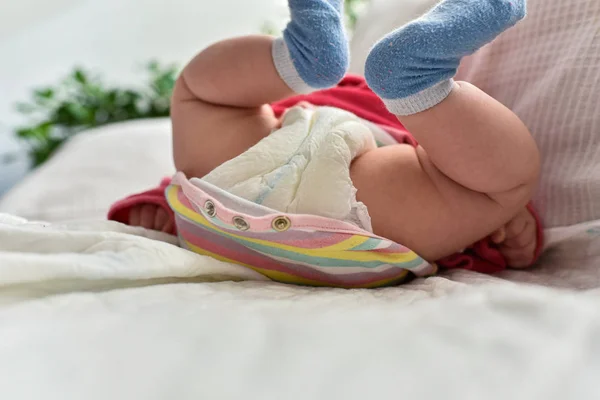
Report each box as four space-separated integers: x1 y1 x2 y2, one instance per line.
203 106 377 230
1 213 600 399
0 213 268 306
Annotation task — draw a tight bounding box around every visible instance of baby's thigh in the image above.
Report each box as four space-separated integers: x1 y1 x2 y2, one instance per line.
171 79 277 178
350 145 509 261
350 145 435 250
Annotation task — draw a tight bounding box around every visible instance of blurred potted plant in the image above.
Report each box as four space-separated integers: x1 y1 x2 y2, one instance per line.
12 62 177 168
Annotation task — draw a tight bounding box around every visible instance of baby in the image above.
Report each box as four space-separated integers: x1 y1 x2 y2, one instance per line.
113 0 541 282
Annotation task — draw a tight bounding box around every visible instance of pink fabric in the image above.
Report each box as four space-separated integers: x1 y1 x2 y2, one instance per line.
109 178 176 235
108 76 545 273
438 204 544 274
173 172 378 234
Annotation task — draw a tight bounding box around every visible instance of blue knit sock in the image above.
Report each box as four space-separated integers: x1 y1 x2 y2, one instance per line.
365 0 526 115
272 0 349 94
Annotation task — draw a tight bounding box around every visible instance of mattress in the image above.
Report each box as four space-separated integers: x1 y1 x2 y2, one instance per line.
1 213 599 400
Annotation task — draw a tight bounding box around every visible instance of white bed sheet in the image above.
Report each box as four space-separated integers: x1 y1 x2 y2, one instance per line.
1 213 600 400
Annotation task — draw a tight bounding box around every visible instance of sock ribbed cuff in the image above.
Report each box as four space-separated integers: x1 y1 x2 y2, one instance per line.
381 80 456 116
271 38 315 95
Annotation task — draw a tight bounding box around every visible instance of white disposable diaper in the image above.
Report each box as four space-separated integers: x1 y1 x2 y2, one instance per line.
203 106 380 231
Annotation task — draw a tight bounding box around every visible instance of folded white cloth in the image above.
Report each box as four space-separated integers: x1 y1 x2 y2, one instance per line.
0 213 268 305
203 106 379 231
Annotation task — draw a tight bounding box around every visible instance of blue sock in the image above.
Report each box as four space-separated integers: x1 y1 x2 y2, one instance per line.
272 0 349 94
364 0 527 115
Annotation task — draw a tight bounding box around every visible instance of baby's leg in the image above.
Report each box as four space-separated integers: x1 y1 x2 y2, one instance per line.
172 0 348 178
365 0 534 195
354 0 540 260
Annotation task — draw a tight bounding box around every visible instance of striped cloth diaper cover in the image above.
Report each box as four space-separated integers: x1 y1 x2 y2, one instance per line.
166 172 437 288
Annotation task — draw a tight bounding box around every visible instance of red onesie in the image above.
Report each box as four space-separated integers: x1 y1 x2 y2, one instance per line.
109 76 544 275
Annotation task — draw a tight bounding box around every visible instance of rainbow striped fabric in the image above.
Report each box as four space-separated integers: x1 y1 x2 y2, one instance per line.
166 173 437 288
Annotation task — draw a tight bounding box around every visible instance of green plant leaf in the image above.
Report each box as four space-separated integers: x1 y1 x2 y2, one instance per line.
147 60 160 73
73 68 88 84
31 121 53 140
15 102 38 114
34 88 54 100
31 136 64 166
16 128 34 139
260 22 280 36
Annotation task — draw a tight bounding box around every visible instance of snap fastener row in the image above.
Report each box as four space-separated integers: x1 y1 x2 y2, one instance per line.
204 200 216 217
204 199 292 233
233 216 250 231
272 216 291 232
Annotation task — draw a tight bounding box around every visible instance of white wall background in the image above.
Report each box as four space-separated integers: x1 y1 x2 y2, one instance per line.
0 0 286 192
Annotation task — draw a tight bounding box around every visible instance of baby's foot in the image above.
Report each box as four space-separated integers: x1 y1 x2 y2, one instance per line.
273 0 349 93
129 204 174 233
365 0 526 115
491 207 537 268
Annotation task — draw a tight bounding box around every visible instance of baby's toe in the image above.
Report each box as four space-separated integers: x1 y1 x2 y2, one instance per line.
499 244 536 269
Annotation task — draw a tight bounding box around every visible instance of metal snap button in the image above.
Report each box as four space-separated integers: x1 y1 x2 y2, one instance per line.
204 200 216 217
272 216 291 232
233 216 250 231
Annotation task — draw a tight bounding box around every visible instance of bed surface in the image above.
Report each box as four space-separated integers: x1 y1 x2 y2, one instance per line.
1 186 599 399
